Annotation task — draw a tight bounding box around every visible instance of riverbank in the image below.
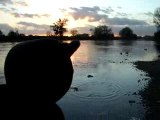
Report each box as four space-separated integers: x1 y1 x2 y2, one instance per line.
134 60 160 120
135 60 160 79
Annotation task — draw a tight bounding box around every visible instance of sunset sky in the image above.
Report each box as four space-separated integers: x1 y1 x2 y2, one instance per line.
0 0 159 36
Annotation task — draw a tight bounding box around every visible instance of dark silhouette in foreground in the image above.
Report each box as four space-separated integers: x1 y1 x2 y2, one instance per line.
1 39 80 119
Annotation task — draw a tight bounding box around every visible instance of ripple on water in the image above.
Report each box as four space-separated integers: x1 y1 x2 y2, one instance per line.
70 80 122 102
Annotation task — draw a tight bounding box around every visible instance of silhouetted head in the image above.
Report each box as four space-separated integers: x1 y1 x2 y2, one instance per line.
4 39 80 103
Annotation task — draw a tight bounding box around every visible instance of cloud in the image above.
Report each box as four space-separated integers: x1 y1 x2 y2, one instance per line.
17 21 50 35
11 12 50 18
12 13 40 18
69 6 108 22
15 1 28 6
101 7 114 14
0 6 17 13
0 0 28 6
105 17 148 25
117 6 122 9
68 6 148 26
144 12 153 17
116 12 129 17
18 21 49 29
67 6 155 36
0 23 14 35
0 0 13 6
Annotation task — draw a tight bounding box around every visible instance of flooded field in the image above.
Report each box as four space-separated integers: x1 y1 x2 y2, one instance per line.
0 40 159 120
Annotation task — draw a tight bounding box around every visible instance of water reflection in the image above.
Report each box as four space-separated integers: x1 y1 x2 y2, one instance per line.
135 43 160 120
0 40 159 120
58 40 158 120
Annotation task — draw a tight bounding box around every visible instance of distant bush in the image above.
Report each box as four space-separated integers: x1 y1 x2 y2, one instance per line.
154 31 160 41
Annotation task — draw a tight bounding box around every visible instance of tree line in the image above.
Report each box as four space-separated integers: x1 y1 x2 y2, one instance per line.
49 18 138 40
0 7 160 42
154 7 160 41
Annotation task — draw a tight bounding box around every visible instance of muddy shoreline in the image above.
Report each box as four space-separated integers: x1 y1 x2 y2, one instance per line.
134 60 160 120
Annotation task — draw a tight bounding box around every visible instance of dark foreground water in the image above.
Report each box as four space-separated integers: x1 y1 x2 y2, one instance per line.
0 40 159 120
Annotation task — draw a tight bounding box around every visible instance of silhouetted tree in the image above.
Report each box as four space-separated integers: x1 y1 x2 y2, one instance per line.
19 33 25 37
46 31 52 36
93 25 113 39
0 29 5 42
153 7 160 40
154 31 160 41
119 27 137 39
50 18 68 37
154 7 160 29
7 30 19 37
70 29 78 36
0 29 4 36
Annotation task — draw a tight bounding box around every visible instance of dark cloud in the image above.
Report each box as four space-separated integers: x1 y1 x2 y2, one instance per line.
101 7 114 14
0 6 17 12
104 17 148 26
69 6 108 22
68 6 147 26
0 0 28 6
17 21 50 35
116 12 129 17
11 12 50 18
144 12 153 16
12 13 40 18
67 6 155 35
17 21 49 29
0 0 13 6
0 5 50 18
0 23 14 35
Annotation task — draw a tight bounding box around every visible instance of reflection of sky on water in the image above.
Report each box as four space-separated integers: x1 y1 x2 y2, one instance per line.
59 40 157 120
0 40 158 120
0 43 14 84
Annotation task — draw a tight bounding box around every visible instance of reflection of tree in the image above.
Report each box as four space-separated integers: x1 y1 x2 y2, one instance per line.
93 40 113 46
118 40 135 48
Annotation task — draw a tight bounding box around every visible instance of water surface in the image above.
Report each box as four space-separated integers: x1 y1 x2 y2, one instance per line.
0 40 159 120
58 40 158 120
